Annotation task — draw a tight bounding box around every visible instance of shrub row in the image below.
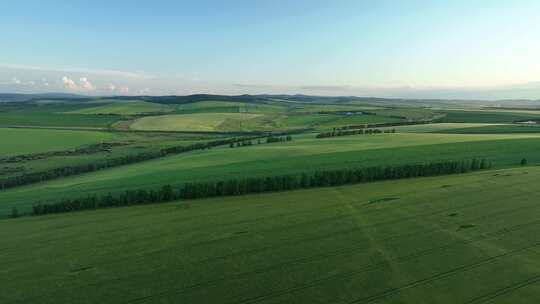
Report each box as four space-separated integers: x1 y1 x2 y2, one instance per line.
316 128 395 138
32 159 490 216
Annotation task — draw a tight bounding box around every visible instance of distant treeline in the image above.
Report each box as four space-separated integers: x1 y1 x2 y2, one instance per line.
229 135 292 148
337 120 431 130
316 128 395 138
0 136 266 191
2 142 127 163
31 159 491 216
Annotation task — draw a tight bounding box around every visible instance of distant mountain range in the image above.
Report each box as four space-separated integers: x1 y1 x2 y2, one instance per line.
0 93 86 102
1 92 539 108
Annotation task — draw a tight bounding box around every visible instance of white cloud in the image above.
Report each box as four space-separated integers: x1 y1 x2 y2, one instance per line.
108 84 116 91
62 76 78 90
28 81 36 86
119 86 129 94
79 77 96 91
62 76 96 91
12 77 21 84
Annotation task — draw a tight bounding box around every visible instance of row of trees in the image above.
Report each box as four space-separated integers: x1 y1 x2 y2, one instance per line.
228 136 293 148
32 159 491 216
337 120 431 131
266 135 293 143
0 135 266 191
317 128 395 138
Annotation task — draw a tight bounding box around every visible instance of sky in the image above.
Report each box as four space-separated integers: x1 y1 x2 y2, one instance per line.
1 0 540 99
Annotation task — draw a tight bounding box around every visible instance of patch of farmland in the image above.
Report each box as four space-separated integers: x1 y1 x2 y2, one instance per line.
0 127 116 157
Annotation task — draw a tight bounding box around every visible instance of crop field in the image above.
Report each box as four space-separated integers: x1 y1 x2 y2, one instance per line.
2 95 540 303
437 110 540 123
369 107 437 120
175 100 287 114
0 111 122 127
68 101 174 115
389 123 501 133
2 167 539 303
129 113 268 132
0 129 220 190
0 127 117 156
437 124 540 134
128 112 406 132
3 132 540 217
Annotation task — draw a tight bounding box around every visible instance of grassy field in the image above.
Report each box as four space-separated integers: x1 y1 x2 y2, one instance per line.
0 128 117 156
0 111 121 128
3 96 540 303
129 113 267 132
369 107 437 120
175 100 287 114
438 124 540 134
389 123 501 133
2 167 539 303
129 112 405 132
3 132 540 217
0 131 220 183
68 101 173 115
437 110 540 123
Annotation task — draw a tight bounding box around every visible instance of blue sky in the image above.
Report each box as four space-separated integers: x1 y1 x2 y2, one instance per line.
1 0 540 99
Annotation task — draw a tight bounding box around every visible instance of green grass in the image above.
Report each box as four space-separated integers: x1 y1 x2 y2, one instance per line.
2 167 539 303
288 104 384 113
314 113 404 128
438 110 540 123
175 100 287 114
129 112 405 132
370 107 437 120
0 102 125 127
3 132 540 216
0 111 121 128
390 123 500 133
68 101 173 115
0 128 117 157
437 124 540 134
0 131 220 183
129 113 267 132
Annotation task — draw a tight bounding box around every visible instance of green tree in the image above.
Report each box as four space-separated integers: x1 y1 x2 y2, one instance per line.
521 158 528 166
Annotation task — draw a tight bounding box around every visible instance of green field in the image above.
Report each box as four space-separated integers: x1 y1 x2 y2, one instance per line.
176 100 286 114
3 95 540 303
3 132 540 217
2 167 539 303
0 131 218 183
389 123 500 133
129 112 405 132
438 124 540 134
0 128 116 157
438 110 540 123
68 101 173 115
129 113 267 132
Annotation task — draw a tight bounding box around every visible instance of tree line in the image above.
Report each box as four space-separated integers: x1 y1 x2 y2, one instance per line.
228 135 293 148
337 120 431 131
0 135 267 191
31 159 491 216
317 128 395 138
